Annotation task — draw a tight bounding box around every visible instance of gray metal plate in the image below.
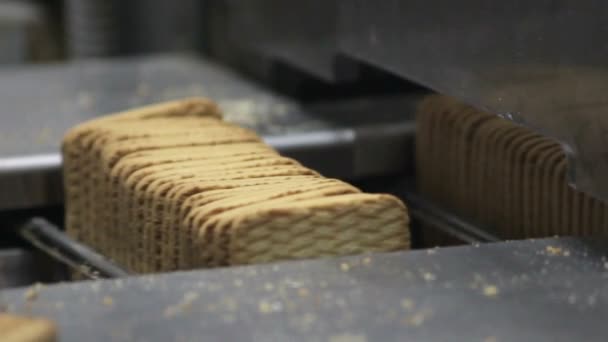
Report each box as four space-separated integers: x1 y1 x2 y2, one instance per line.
338 0 608 201
207 0 342 82
2 238 608 341
0 54 327 157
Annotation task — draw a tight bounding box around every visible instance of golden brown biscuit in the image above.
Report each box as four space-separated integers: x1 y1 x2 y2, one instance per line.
0 313 57 342
62 98 220 252
209 193 409 266
415 94 608 243
195 184 363 267
63 98 411 273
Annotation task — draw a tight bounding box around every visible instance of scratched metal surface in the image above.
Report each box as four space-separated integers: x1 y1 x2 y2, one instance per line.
2 237 608 341
0 54 331 158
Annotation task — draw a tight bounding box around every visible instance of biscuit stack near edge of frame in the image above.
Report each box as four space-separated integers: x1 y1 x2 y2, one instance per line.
416 95 608 243
63 98 410 273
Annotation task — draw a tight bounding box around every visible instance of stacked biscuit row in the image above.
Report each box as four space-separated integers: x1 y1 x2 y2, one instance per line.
416 95 608 241
63 98 410 273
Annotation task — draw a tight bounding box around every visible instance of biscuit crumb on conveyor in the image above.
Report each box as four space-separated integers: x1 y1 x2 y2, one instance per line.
62 98 410 273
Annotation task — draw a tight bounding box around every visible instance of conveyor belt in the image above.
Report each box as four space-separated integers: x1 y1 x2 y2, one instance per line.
3 237 608 341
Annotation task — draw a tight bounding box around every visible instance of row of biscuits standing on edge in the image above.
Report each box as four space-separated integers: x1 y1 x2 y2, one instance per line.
63 98 327 271
415 95 608 241
62 98 223 271
63 98 410 273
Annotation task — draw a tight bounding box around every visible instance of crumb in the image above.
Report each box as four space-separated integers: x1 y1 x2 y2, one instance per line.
426 249 436 255
405 313 425 326
403 309 432 327
362 257 372 265
258 299 282 314
545 246 563 256
484 336 498 342
340 263 350 272
483 285 499 297
258 301 272 314
24 283 44 301
400 298 414 310
222 297 238 312
233 279 243 287
422 272 436 281
24 289 37 301
264 283 274 291
183 292 199 303
163 291 200 318
102 296 114 307
298 288 310 297
563 250 571 257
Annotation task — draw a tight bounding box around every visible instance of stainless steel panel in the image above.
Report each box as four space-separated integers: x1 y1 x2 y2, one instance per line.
205 0 348 81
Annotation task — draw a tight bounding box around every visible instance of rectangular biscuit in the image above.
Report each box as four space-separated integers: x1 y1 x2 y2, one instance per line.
63 98 411 273
208 193 410 266
0 313 57 342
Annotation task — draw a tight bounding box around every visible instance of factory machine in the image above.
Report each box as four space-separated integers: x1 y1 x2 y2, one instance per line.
1 1 608 341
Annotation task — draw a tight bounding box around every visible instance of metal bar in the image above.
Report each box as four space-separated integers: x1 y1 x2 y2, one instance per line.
403 191 500 243
18 218 130 279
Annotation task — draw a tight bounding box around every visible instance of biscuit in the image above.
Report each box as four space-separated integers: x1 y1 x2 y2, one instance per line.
63 98 411 273
212 193 409 265
0 313 57 342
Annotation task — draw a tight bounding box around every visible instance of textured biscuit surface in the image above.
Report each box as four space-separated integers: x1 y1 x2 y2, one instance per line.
416 95 608 243
63 97 410 272
0 314 57 342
